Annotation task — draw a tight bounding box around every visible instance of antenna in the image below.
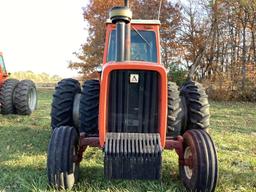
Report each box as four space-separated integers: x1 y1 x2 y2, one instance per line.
157 0 162 20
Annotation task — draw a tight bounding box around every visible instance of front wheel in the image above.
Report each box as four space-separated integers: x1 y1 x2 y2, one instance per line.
179 129 218 192
47 126 79 190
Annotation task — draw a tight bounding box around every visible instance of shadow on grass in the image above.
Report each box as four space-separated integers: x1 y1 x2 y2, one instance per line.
76 164 185 192
0 165 48 191
0 124 50 163
0 155 252 191
0 163 186 192
1 160 255 192
76 148 185 191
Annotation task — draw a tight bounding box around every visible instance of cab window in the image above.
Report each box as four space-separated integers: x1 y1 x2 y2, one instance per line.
107 30 157 62
0 56 7 73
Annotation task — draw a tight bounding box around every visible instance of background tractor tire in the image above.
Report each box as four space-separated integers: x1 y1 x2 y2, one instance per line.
47 126 79 190
79 80 100 135
179 129 218 192
51 78 81 130
167 81 182 137
180 80 210 133
14 80 37 115
0 79 19 115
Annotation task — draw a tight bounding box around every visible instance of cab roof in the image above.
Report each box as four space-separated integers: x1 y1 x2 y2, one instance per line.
106 19 161 25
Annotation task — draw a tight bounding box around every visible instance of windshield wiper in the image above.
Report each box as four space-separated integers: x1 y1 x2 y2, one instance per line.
132 26 152 48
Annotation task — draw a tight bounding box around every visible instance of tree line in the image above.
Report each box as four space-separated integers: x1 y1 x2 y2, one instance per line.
11 71 61 83
70 0 256 101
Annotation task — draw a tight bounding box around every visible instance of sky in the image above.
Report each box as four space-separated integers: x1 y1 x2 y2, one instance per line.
0 0 89 77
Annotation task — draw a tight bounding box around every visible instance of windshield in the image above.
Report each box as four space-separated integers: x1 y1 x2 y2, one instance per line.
0 55 7 74
107 30 157 62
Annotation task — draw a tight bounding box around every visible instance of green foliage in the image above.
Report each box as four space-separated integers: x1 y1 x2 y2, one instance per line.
10 71 61 83
167 65 188 86
0 90 256 191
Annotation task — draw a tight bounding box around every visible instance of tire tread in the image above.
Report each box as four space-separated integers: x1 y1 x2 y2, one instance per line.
47 126 79 189
14 80 37 115
79 80 100 135
180 81 210 132
180 129 218 192
51 78 81 129
0 79 19 114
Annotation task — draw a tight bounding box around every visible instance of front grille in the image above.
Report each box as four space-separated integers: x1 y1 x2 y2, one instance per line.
108 70 159 133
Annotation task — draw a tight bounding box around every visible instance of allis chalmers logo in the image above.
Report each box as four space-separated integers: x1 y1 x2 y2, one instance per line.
130 74 139 83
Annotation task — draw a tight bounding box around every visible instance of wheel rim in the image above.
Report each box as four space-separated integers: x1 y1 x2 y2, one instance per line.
66 147 76 187
28 87 37 111
72 93 81 129
184 146 193 179
72 147 76 173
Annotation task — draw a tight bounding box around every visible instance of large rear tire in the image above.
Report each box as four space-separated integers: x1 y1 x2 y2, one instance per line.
47 126 79 190
180 81 210 133
167 82 182 137
0 79 19 115
51 78 81 130
79 80 100 135
14 80 37 115
179 129 218 192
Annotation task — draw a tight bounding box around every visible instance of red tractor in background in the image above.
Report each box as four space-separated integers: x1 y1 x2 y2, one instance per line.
47 1 218 191
0 52 37 115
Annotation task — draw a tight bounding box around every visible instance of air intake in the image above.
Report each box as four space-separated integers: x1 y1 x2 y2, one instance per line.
108 70 159 133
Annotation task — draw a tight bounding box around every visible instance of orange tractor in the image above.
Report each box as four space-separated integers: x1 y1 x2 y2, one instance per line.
47 1 218 191
0 52 37 115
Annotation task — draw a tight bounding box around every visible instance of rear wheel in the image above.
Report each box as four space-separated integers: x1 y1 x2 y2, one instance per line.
51 78 81 130
167 82 182 137
0 79 19 114
47 126 79 190
180 80 210 133
179 129 218 192
14 80 37 115
79 80 100 135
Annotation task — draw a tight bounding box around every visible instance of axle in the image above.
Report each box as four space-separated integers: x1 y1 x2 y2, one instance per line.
76 134 193 168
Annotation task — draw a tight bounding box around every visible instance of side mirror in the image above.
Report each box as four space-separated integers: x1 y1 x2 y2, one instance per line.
96 66 102 73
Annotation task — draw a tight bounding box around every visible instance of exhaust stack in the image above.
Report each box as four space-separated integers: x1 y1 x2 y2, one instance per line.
124 0 129 7
110 0 132 61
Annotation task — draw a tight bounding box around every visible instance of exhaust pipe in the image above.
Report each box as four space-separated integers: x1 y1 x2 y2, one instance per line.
110 0 132 61
116 21 126 61
124 0 129 7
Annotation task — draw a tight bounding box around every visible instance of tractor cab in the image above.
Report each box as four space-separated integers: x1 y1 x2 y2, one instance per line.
0 52 8 84
104 19 161 64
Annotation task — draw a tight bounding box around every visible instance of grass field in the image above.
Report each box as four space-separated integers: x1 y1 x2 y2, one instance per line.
0 89 256 192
